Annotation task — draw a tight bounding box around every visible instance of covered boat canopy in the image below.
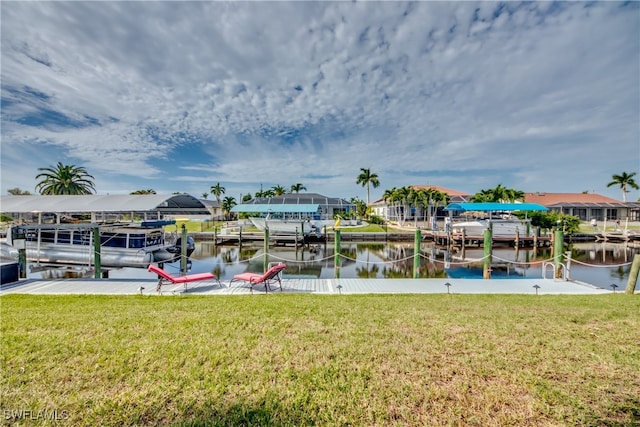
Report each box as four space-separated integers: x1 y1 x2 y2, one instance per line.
231 204 320 213
0 194 209 214
444 202 548 212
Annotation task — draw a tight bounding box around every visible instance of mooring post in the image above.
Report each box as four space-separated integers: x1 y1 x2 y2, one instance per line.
93 226 101 279
334 229 341 278
180 224 188 276
554 229 564 279
483 226 492 279
263 227 270 273
625 254 640 294
413 229 421 278
18 248 27 279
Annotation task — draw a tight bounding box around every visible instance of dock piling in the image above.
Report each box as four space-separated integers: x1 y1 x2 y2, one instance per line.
334 229 341 278
483 227 492 279
413 229 421 278
625 254 640 294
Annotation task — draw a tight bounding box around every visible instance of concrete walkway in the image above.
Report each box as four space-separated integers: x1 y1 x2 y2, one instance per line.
0 277 612 296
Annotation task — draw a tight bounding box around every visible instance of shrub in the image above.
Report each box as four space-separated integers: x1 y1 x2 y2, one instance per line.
366 214 385 225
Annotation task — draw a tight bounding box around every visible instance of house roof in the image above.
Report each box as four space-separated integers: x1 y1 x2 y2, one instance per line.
523 193 631 208
0 194 210 214
244 193 352 206
231 204 321 213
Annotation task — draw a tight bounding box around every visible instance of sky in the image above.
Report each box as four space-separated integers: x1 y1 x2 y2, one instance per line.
1 1 639 203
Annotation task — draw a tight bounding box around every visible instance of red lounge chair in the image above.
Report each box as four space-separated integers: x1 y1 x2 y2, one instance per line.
230 263 286 293
148 264 220 293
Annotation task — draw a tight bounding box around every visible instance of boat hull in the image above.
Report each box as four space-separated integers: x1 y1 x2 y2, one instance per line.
249 218 332 235
249 218 364 234
7 224 182 268
452 219 532 237
22 244 176 268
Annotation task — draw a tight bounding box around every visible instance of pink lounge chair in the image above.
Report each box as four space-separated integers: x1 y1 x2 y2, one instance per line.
148 264 220 293
230 263 286 293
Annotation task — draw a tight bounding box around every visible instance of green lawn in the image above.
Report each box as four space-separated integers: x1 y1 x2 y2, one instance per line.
2 294 639 426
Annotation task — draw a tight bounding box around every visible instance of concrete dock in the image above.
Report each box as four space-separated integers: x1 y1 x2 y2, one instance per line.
0 277 612 296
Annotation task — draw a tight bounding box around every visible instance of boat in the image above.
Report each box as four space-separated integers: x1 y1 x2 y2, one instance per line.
1 242 19 283
445 202 548 238
167 236 196 257
451 217 533 237
5 222 180 268
249 217 329 235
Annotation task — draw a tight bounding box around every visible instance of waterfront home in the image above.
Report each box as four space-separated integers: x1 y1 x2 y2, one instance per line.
523 192 640 221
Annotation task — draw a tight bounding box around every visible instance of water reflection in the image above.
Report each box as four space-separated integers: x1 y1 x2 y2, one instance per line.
30 241 639 288
187 241 639 286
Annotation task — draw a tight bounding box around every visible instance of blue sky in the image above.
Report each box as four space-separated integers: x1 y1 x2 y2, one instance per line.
1 1 639 202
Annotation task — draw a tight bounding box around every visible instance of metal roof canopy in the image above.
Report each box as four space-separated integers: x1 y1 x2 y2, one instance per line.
243 193 352 207
232 204 320 213
0 194 208 213
444 202 548 212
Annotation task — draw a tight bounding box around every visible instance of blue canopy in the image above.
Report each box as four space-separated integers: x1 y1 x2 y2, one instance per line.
231 204 321 213
444 202 548 212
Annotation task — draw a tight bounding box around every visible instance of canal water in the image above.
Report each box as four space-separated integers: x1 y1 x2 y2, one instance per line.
30 241 639 290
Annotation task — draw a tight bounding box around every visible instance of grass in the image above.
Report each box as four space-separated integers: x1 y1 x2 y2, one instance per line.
578 221 640 234
2 294 639 426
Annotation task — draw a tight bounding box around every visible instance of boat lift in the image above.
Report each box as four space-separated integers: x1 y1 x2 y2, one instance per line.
8 223 102 279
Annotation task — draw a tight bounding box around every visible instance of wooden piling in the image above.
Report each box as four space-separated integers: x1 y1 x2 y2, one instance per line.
334 229 341 278
93 226 102 279
180 224 188 276
483 227 492 279
18 248 27 279
263 227 270 273
625 254 640 294
554 229 564 279
413 229 421 279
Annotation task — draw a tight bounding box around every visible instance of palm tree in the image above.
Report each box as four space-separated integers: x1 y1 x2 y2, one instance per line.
607 172 638 202
356 168 380 205
272 185 287 196
470 185 524 203
210 182 226 204
130 189 156 195
290 183 307 193
7 188 31 195
253 184 276 199
221 196 237 220
35 162 96 195
415 188 434 224
382 188 396 221
395 186 411 225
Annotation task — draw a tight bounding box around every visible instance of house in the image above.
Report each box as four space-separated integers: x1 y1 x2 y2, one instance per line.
369 186 640 224
369 185 471 222
524 193 640 221
232 192 354 219
200 199 224 220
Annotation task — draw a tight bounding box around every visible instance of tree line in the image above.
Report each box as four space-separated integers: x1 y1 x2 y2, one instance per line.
6 163 640 221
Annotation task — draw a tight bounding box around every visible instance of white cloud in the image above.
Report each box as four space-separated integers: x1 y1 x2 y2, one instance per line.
1 1 638 201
